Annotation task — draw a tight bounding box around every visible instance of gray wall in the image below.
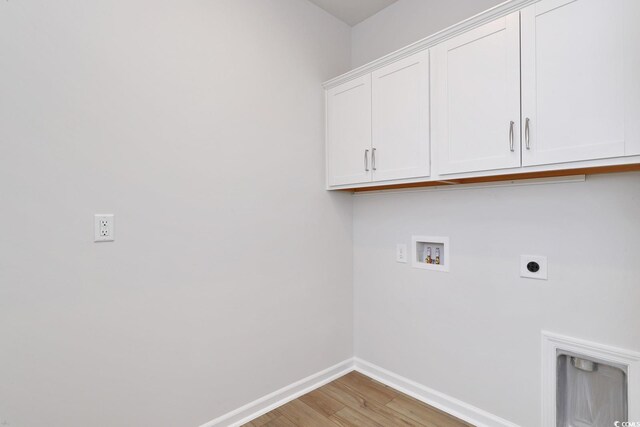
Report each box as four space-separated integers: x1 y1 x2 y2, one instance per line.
354 173 640 426
351 1 640 425
351 0 503 67
0 1 353 426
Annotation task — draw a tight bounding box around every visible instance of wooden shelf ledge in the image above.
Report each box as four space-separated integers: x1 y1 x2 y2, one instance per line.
347 163 640 192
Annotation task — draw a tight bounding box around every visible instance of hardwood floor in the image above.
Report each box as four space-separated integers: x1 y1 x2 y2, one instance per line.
241 371 473 427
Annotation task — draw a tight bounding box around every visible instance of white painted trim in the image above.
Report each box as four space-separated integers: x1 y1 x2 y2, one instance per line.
201 357 521 427
323 0 540 89
199 340 639 427
353 358 521 427
199 359 354 427
541 331 640 426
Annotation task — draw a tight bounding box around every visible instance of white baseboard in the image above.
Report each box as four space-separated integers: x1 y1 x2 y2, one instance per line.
199 358 355 427
353 358 520 427
200 357 520 427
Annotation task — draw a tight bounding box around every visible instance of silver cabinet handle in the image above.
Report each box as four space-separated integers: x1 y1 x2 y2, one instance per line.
372 148 377 171
509 121 515 152
525 117 530 150
364 149 369 171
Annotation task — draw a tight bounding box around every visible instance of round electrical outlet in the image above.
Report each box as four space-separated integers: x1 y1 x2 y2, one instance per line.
527 261 540 273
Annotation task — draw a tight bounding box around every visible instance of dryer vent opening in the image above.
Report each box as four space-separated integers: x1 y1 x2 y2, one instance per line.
557 350 628 427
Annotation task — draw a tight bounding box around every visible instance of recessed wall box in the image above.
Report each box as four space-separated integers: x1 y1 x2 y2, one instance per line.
412 236 449 272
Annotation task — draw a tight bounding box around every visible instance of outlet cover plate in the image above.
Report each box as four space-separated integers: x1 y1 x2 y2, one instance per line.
520 255 547 280
396 244 408 263
94 214 114 242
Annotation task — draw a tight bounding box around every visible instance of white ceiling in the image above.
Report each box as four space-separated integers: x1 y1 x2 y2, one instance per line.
307 0 398 26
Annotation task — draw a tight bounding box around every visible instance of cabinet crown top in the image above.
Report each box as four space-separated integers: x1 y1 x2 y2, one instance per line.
323 0 539 90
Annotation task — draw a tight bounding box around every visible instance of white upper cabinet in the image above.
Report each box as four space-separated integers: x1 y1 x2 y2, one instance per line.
432 13 521 175
521 0 640 165
371 51 430 181
326 75 372 186
324 0 640 190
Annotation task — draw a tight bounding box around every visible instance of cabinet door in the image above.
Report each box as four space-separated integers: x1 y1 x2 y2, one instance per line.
432 13 521 175
326 75 372 186
371 51 430 182
626 0 640 156
521 0 639 165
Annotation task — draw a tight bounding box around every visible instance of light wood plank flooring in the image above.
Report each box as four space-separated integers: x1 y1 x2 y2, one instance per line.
242 371 473 427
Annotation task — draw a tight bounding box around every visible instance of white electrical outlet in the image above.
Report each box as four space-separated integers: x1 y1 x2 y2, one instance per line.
396 244 407 263
94 214 114 242
520 255 547 280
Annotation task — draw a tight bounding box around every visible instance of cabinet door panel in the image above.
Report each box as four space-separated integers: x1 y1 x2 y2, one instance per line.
521 0 638 165
327 75 372 186
371 51 430 182
432 13 521 175
625 0 640 155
